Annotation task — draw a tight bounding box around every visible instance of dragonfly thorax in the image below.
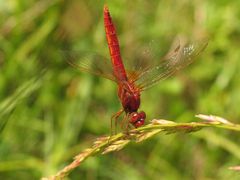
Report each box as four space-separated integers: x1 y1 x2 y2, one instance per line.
118 81 141 113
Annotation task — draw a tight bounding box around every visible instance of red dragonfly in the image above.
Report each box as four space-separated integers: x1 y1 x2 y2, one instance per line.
67 5 208 130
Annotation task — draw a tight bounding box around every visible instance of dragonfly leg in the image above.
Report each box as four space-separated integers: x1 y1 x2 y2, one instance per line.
120 114 128 131
110 109 124 135
121 113 133 135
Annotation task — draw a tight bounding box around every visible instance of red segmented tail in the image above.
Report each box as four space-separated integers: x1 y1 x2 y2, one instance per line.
104 5 127 82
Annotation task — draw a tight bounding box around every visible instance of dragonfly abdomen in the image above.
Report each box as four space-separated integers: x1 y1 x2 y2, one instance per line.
104 5 127 81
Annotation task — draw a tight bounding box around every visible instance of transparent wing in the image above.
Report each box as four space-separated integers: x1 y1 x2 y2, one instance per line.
133 37 208 91
61 50 117 82
123 40 165 81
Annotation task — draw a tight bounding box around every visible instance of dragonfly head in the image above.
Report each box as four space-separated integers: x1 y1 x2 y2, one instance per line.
129 111 146 128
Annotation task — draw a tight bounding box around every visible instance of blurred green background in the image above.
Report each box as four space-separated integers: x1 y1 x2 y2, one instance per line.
1 0 240 179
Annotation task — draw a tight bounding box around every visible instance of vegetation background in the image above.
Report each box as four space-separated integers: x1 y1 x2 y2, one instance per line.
1 0 240 179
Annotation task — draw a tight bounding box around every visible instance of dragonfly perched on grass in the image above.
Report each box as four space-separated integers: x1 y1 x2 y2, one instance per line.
66 4 208 132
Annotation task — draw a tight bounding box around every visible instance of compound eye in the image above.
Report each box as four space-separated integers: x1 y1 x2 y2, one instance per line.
138 111 146 119
134 119 145 128
129 112 146 128
129 112 138 123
